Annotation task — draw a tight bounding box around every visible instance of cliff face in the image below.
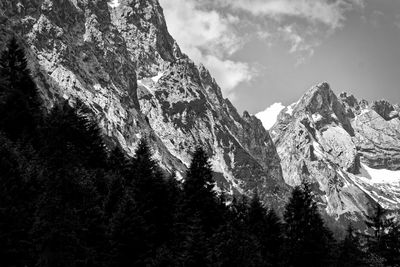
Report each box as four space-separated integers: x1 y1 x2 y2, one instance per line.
0 0 288 205
271 83 400 223
2 0 400 224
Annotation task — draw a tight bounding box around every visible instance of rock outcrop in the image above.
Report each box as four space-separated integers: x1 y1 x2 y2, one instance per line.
271 83 400 224
0 0 288 206
2 0 400 226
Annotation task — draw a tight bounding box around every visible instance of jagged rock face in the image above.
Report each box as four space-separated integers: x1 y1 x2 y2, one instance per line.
371 100 399 120
271 83 400 222
0 0 288 205
271 83 370 219
340 94 400 171
138 59 288 205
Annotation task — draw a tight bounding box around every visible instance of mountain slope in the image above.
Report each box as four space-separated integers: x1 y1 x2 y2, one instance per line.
270 82 400 223
0 0 288 206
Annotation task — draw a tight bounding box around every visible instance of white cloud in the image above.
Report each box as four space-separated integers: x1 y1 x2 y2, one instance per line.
256 102 285 130
203 55 253 99
159 0 253 97
215 0 364 64
218 0 364 30
159 0 364 95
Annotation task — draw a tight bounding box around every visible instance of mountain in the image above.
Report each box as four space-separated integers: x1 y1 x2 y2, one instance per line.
2 0 400 227
0 0 288 207
270 82 400 225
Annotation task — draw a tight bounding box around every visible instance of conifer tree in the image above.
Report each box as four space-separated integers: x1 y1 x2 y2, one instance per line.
247 193 283 266
124 139 177 260
179 213 210 267
108 189 149 267
42 101 107 169
183 146 221 233
104 174 125 219
0 134 39 266
107 146 129 175
210 197 264 267
337 224 368 267
284 181 335 267
365 205 400 266
0 37 41 140
32 167 107 267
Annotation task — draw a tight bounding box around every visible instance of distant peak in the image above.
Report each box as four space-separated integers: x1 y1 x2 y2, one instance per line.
316 82 330 90
297 82 337 113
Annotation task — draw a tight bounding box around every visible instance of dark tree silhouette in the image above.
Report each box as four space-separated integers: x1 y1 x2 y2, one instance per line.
337 224 368 267
0 37 42 140
284 181 335 267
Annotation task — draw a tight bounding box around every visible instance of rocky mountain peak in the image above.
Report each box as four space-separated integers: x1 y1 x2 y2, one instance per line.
371 99 399 120
3 0 400 230
0 0 289 209
290 82 354 136
271 82 400 227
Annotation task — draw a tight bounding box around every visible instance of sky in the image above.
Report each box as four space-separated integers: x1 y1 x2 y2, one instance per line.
158 0 400 127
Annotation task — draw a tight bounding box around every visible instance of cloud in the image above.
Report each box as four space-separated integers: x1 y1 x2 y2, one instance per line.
159 0 253 97
215 0 364 64
218 0 364 30
159 0 365 95
255 102 285 130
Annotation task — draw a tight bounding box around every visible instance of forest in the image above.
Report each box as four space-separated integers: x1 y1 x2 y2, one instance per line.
0 38 399 267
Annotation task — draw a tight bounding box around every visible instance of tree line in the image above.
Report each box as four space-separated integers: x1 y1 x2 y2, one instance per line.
0 38 399 267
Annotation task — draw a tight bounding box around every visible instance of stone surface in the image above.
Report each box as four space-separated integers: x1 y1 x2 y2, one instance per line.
2 0 400 225
0 0 289 207
271 83 400 225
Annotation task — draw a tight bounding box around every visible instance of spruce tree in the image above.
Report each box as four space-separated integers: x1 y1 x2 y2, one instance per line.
183 146 221 233
32 167 107 267
365 205 400 266
179 213 210 267
108 189 149 267
209 197 264 267
0 37 42 140
247 193 283 266
284 181 335 267
42 101 107 169
107 146 129 175
0 134 39 266
337 224 368 267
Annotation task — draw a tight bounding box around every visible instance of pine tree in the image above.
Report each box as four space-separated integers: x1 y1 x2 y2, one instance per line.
107 146 129 175
365 205 400 266
183 146 221 234
365 205 388 241
0 37 42 140
283 181 335 267
179 213 210 267
108 189 149 267
247 193 283 266
41 101 107 169
32 167 107 267
337 224 367 267
209 196 265 266
104 174 125 219
0 134 39 266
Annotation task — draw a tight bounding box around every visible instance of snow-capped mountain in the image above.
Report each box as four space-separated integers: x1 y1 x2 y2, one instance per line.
1 0 400 225
270 82 400 223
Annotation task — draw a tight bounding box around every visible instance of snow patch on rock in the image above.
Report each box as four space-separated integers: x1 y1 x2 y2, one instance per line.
312 113 323 122
359 163 400 185
256 102 285 130
286 102 297 116
108 0 120 8
151 72 164 84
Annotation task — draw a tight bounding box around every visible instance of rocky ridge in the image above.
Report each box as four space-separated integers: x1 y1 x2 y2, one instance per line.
0 0 288 206
2 0 400 224
271 83 400 223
